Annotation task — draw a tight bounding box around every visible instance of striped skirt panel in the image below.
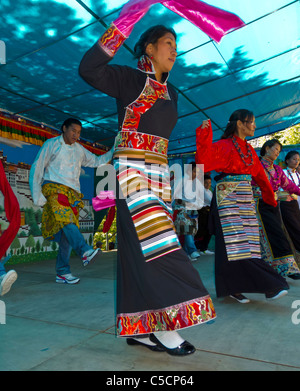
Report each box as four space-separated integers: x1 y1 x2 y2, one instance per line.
113 148 181 262
217 179 260 261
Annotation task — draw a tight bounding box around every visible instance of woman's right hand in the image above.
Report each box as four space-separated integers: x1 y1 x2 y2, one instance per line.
201 119 211 129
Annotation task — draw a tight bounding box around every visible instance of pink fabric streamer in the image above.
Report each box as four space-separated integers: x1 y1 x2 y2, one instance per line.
92 191 116 211
114 0 245 42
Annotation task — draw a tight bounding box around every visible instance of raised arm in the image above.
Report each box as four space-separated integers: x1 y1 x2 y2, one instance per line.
81 145 115 168
195 120 228 173
78 27 128 99
79 1 162 98
79 0 245 95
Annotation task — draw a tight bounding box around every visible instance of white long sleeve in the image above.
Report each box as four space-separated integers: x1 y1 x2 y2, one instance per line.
203 188 213 207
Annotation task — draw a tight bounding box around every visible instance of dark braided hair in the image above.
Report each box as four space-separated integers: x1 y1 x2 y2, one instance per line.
260 139 282 157
222 109 254 139
284 150 300 165
133 25 177 59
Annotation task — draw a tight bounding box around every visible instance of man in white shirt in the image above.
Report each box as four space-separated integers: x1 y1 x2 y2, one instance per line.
173 162 204 260
29 118 114 284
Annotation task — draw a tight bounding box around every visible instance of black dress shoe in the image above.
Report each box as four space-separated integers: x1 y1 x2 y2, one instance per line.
126 338 165 352
288 273 300 280
149 334 196 356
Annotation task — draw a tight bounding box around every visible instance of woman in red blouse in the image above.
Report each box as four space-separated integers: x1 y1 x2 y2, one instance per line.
195 109 289 304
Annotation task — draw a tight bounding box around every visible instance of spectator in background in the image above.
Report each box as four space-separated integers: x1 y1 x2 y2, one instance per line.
282 150 300 210
173 162 203 260
281 150 300 270
195 174 214 255
252 140 300 280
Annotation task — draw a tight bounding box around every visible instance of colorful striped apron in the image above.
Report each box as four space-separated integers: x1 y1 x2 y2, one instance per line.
113 130 181 262
216 175 261 261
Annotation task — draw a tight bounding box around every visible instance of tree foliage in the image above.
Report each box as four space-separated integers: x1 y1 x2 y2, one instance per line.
273 124 300 145
250 124 300 148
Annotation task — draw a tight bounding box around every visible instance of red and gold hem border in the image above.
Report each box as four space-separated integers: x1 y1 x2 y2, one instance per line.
117 295 216 336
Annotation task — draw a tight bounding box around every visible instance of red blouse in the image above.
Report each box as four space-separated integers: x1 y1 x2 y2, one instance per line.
0 160 21 259
195 122 277 207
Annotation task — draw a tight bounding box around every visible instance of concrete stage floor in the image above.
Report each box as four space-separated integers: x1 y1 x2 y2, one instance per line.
1 250 300 372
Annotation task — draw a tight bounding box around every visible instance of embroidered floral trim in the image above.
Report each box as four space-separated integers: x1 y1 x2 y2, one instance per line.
98 23 126 57
137 55 156 74
117 295 216 336
121 76 170 132
115 130 168 155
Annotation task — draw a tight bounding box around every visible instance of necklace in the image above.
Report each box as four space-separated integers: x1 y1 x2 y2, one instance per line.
286 167 300 187
261 157 280 182
232 136 253 166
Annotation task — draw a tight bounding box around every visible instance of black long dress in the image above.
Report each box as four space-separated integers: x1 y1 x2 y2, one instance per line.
79 24 216 337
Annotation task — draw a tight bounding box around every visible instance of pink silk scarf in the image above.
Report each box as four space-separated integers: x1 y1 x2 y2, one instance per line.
114 0 245 42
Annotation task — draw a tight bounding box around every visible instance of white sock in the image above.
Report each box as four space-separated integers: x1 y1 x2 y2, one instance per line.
154 331 185 349
133 337 156 346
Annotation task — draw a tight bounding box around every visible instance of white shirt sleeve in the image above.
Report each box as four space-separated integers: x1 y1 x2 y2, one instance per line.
81 145 115 167
203 188 213 206
29 138 55 206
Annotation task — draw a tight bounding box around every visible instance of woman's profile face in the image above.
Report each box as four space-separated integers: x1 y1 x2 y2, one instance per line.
287 153 300 170
235 116 256 139
147 32 177 74
265 143 281 162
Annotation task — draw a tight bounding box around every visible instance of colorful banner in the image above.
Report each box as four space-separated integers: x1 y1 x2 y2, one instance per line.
0 111 107 155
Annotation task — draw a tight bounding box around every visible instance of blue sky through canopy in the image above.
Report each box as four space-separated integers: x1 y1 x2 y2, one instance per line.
0 0 299 154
